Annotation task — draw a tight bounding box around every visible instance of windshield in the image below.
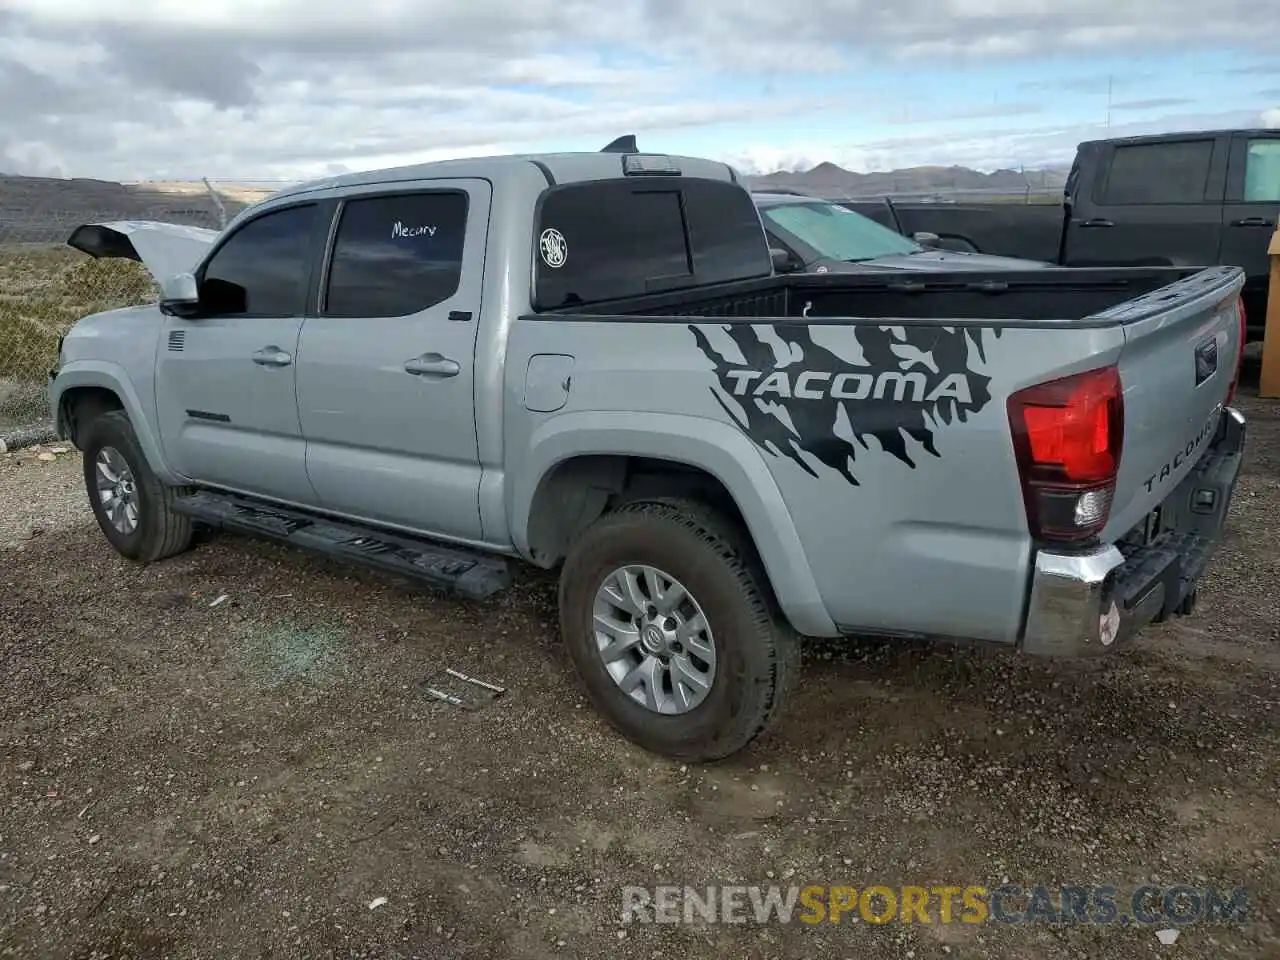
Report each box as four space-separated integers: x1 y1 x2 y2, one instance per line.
761 201 922 262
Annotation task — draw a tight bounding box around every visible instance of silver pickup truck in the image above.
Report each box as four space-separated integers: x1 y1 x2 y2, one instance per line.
49 146 1248 761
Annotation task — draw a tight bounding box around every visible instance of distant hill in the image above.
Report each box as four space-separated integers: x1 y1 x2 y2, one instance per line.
0 175 277 245
746 162 1069 200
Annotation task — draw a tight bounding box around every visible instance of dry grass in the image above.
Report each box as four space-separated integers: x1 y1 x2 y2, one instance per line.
0 245 156 423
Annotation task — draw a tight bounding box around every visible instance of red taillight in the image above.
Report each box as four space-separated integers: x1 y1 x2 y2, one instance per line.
1226 296 1246 406
1008 365 1124 542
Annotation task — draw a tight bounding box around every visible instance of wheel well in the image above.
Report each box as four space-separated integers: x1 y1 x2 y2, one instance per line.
525 455 751 567
58 387 124 446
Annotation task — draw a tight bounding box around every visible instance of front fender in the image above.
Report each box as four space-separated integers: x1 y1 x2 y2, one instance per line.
49 360 177 483
510 410 838 638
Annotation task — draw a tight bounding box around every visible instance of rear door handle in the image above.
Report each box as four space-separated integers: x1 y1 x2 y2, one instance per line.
252 346 293 367
404 353 461 378
1078 218 1114 228
1230 217 1272 227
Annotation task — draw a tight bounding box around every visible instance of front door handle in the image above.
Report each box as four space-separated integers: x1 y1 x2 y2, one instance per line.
1230 217 1272 227
404 353 461 378
252 346 293 367
1077 218 1114 228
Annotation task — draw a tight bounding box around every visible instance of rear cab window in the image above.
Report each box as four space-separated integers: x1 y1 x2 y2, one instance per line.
532 176 771 311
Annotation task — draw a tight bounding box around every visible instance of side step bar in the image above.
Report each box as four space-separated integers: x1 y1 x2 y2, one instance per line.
172 491 511 600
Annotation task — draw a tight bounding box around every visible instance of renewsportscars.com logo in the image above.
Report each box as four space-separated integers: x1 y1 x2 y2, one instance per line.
621 884 1250 927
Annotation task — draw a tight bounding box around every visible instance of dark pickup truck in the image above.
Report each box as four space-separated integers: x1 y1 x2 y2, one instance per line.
843 129 1280 340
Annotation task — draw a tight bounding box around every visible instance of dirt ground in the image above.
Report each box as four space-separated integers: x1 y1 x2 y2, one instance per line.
1 387 1277 960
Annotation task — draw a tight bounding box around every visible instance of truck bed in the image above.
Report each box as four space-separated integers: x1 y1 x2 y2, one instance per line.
537 264 1231 327
513 260 1245 646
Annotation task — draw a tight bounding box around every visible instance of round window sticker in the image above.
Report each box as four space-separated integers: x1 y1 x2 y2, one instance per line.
539 228 568 269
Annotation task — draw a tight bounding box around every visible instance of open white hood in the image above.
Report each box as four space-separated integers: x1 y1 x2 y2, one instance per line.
66 220 220 284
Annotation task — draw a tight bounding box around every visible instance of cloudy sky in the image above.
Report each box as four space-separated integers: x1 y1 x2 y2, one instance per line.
1 0 1278 183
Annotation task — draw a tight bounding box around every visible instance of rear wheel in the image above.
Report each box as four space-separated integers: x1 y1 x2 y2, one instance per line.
81 411 194 563
558 499 799 762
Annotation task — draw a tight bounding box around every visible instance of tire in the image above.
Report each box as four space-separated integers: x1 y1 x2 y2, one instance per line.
81 410 194 563
558 498 800 762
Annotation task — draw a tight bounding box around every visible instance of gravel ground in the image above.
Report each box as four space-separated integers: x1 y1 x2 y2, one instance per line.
1 389 1278 960
0 442 90 548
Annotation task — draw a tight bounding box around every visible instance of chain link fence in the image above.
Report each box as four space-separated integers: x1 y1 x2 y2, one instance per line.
0 179 278 443
0 243 156 438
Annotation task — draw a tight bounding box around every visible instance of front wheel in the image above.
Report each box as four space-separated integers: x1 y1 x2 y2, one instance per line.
558 499 799 762
81 410 194 563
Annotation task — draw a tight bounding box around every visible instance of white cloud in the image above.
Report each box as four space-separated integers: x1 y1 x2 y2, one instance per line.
637 0 1280 68
728 107 1280 175
1 1 1279 179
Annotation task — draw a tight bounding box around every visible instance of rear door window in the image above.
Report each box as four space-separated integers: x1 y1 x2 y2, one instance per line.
1099 140 1215 205
323 190 469 318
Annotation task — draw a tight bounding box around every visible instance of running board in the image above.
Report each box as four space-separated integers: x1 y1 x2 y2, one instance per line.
171 491 511 600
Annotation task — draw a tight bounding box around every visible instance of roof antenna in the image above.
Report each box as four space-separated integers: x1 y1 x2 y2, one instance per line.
600 135 637 153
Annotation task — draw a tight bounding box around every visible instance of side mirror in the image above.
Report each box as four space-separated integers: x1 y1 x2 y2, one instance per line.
159 272 201 317
770 247 802 274
912 231 941 248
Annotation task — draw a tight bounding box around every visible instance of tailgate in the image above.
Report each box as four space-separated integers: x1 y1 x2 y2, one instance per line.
1103 266 1246 541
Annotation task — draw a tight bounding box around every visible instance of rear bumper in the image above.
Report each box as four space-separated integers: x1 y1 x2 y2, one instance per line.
1021 405 1246 657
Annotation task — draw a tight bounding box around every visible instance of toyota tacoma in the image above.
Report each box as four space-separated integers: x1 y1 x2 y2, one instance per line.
49 143 1248 761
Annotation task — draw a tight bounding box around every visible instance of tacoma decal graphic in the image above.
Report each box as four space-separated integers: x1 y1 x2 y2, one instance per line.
689 323 1001 485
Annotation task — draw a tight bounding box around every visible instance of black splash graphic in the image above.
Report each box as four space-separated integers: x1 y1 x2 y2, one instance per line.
689 323 1001 485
